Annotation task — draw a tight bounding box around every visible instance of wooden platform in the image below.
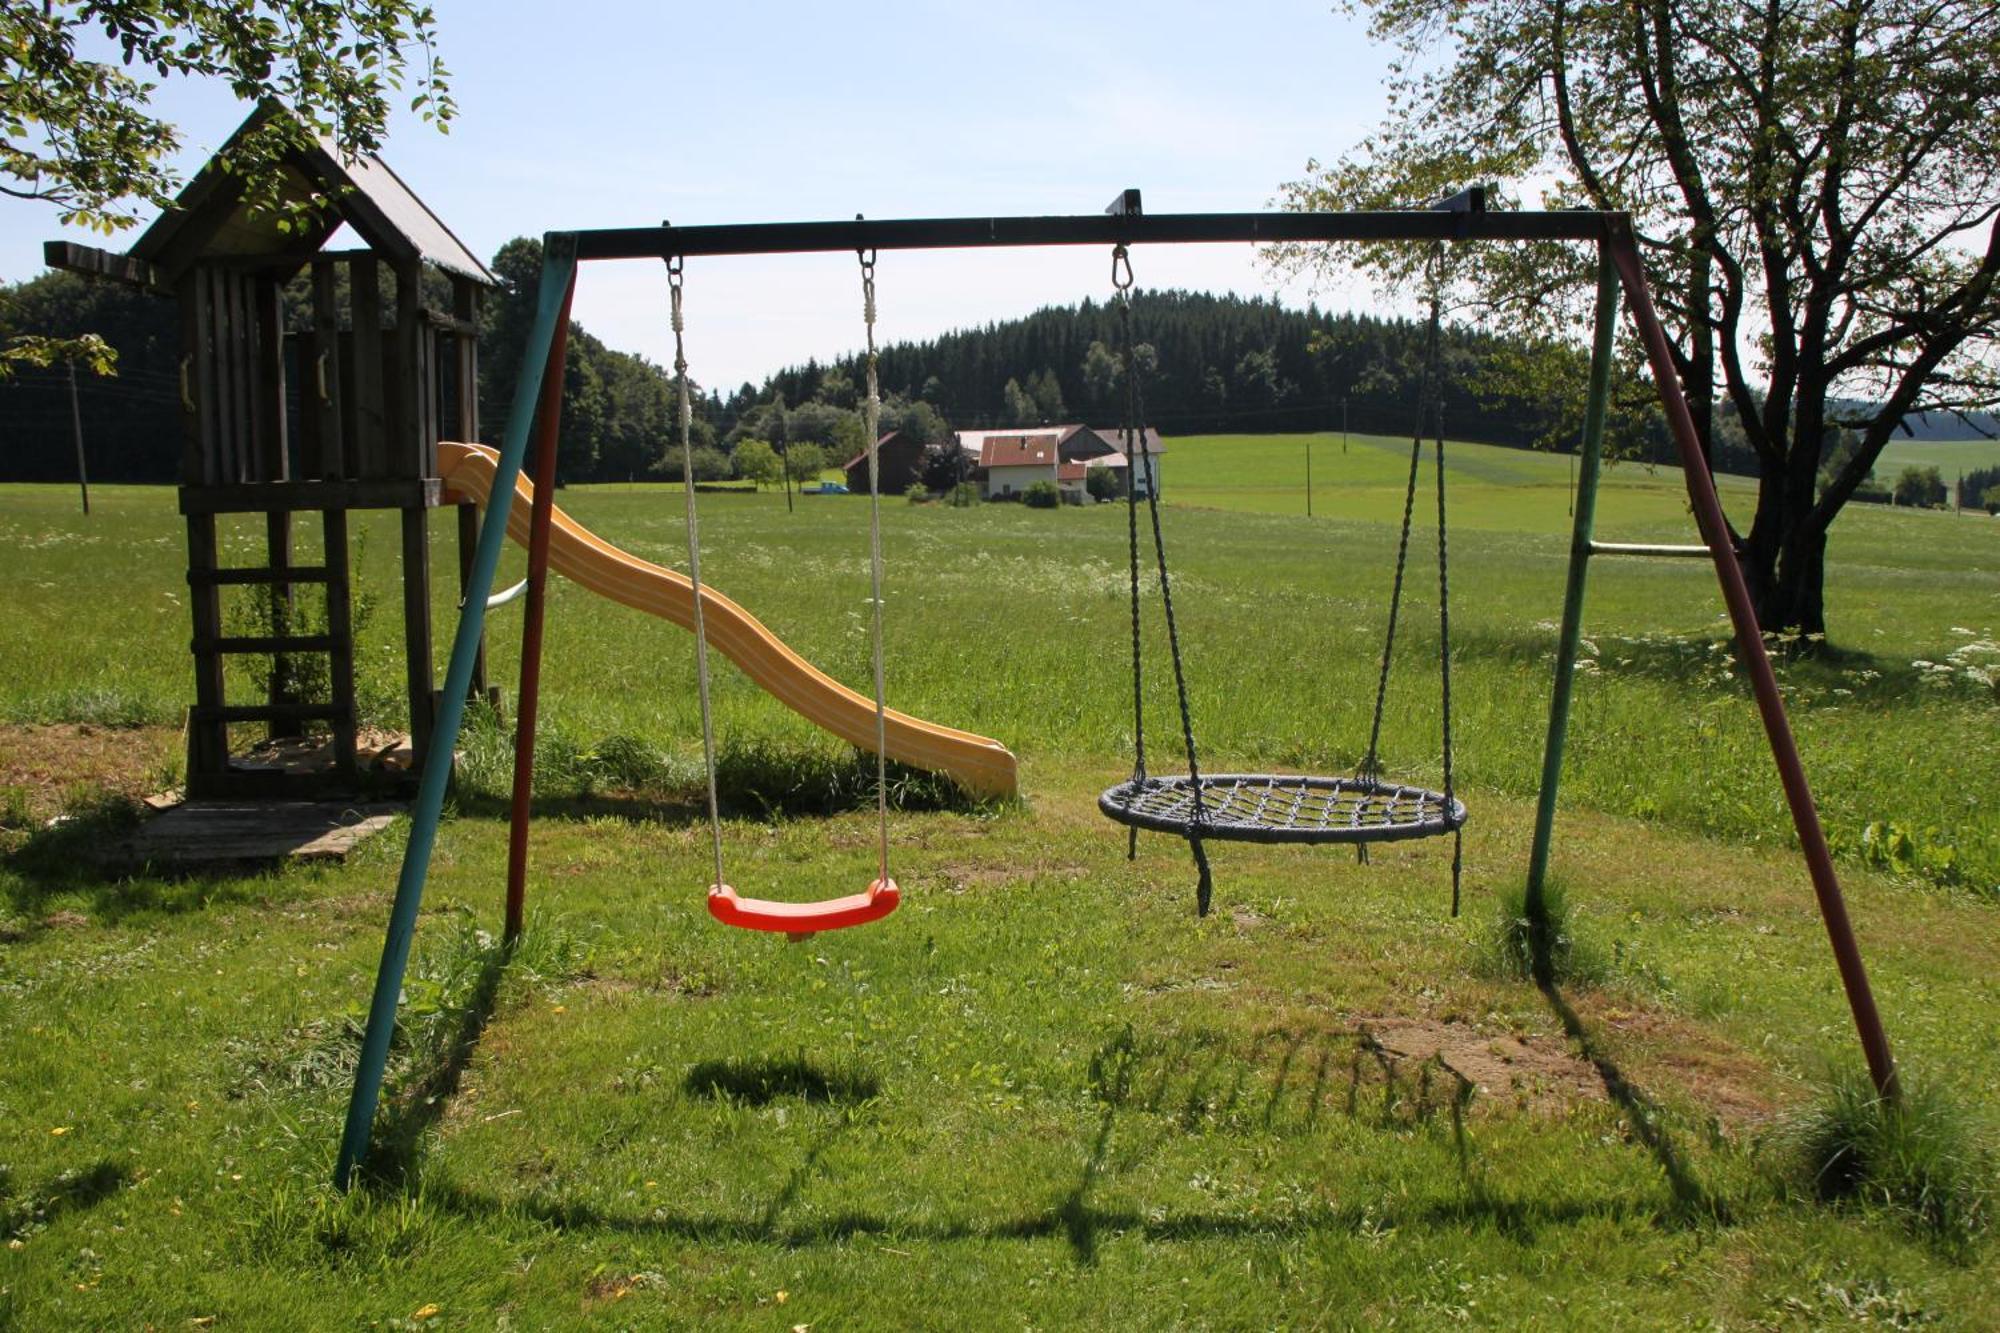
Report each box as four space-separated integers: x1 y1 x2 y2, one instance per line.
104 799 404 870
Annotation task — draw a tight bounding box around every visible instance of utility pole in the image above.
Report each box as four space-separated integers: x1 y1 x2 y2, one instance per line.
1341 396 1348 455
68 362 90 516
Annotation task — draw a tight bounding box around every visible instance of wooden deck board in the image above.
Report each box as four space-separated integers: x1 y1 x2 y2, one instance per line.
105 799 403 868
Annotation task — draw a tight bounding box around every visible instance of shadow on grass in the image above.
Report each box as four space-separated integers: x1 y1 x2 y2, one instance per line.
685 1055 880 1107
411 1022 1711 1260
428 1174 1669 1257
354 938 513 1191
1516 903 1728 1224
0 793 291 924
1 1159 131 1239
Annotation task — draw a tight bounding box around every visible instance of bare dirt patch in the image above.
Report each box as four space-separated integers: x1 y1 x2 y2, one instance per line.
1359 1016 1606 1115
1578 1003 1783 1126
920 861 1059 895
0 723 180 826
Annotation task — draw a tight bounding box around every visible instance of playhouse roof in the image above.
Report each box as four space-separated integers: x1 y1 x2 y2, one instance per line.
121 103 497 287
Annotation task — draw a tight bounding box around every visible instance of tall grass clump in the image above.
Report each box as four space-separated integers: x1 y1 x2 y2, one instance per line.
1785 1066 1992 1249
1483 877 1603 986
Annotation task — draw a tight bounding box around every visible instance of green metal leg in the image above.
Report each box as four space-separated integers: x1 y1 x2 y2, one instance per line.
334 236 579 1189
1525 251 1621 912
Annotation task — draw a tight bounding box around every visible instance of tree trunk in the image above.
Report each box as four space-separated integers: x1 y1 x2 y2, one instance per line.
1741 469 1829 643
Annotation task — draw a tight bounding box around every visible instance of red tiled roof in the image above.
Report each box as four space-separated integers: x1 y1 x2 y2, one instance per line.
980 434 1060 468
1057 463 1088 482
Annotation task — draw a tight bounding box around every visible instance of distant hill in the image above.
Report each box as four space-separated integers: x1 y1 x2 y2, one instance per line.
751 290 1565 447
1895 410 1998 441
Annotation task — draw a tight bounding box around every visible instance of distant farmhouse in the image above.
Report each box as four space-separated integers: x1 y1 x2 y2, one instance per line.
952 425 1165 502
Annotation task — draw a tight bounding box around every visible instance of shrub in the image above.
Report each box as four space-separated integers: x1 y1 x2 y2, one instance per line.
1892 465 1947 508
904 482 930 504
1022 480 1061 509
652 444 733 483
1085 464 1119 502
946 481 980 508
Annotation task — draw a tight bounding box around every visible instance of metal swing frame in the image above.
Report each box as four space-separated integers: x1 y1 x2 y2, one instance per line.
334 190 1899 1189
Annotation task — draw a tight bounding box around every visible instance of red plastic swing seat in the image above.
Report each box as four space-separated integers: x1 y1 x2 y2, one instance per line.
707 877 900 939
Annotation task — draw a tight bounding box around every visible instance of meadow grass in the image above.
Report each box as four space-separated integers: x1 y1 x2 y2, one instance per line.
1 435 1996 1325
1873 437 2000 480
6 436 1993 888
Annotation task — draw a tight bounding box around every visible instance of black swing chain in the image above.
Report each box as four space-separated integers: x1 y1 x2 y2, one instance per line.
1356 257 1440 873
1116 247 1147 864
1356 242 1461 916
1428 248 1463 915
1114 244 1213 914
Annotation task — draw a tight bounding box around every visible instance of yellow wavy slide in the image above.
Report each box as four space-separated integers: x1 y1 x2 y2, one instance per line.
439 442 1018 799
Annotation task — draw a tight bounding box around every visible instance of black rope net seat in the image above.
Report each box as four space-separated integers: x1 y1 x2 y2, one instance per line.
1100 773 1466 846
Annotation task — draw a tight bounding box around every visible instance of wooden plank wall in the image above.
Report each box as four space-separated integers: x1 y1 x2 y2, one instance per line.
303 260 346 479
349 258 388 478
181 266 291 486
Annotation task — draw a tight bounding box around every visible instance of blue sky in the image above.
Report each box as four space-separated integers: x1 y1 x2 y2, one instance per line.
4 0 1393 389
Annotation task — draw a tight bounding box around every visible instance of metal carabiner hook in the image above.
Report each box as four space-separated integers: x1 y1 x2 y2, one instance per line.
1111 244 1134 292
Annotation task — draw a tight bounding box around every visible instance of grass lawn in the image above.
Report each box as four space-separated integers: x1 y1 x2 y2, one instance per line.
1 435 1995 1326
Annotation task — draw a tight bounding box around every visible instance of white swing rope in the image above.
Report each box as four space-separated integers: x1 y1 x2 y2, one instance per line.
667 257 728 895
859 248 891 889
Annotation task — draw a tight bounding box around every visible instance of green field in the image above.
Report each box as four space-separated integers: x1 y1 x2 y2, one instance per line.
2 435 1996 1326
1874 438 2000 480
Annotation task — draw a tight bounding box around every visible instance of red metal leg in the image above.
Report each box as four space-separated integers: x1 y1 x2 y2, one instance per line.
504 287 575 941
1608 232 1898 1100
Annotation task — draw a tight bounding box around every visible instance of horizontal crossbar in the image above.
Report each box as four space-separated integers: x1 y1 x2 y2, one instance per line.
570 208 1621 262
179 480 442 515
1587 541 1724 560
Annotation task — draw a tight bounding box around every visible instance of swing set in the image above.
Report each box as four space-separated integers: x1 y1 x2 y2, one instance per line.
333 192 1900 1189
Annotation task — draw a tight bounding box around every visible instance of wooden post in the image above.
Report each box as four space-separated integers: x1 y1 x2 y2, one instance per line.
253 274 288 483
185 513 229 793
401 506 436 773
457 502 489 701
452 277 489 702
322 508 360 784
453 278 480 441
310 260 345 480
210 270 243 482
1304 430 1312 518
265 510 298 741
350 259 388 478
393 257 428 478
178 273 209 485
67 360 89 510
